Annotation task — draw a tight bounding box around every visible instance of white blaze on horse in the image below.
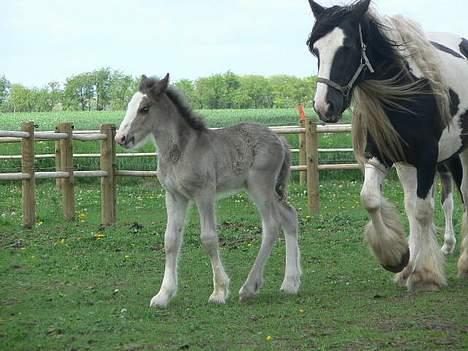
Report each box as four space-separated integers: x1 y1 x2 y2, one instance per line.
307 0 468 291
115 74 301 307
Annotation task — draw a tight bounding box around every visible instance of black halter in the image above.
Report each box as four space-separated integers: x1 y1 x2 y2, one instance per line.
317 24 375 102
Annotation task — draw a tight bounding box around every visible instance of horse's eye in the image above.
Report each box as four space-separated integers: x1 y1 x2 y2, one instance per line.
140 106 150 113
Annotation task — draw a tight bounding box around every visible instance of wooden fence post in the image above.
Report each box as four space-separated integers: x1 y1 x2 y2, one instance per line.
21 122 36 228
100 124 116 226
305 120 320 215
55 139 61 190
298 105 307 185
57 123 75 221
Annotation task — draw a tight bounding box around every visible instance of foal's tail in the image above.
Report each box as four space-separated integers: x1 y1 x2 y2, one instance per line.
276 138 291 202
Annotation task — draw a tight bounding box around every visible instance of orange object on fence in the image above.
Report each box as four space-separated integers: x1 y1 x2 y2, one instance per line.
298 104 306 122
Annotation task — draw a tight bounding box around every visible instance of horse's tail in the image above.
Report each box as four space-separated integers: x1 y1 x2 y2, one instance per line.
276 138 291 202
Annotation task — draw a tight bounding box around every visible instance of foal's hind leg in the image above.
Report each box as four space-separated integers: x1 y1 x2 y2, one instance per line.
438 167 456 255
195 194 230 304
150 191 189 308
239 179 281 301
278 201 301 295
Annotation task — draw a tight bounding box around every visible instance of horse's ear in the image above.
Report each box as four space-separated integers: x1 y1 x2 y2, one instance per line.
350 0 371 20
308 0 325 18
150 73 170 97
141 74 148 83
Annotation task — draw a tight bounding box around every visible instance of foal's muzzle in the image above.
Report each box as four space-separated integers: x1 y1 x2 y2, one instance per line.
115 133 135 148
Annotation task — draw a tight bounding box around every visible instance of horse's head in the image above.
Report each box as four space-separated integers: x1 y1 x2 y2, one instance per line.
115 74 170 149
307 0 373 123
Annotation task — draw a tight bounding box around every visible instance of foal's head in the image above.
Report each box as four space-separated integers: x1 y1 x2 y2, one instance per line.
115 74 170 149
307 0 372 122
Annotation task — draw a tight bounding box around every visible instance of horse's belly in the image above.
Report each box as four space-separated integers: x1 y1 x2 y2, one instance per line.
438 116 463 162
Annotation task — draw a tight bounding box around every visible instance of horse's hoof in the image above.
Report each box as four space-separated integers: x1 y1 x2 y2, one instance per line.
209 289 229 304
458 270 468 279
407 268 446 293
381 249 410 273
394 265 412 287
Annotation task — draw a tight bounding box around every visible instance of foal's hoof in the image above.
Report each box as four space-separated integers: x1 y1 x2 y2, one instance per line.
280 276 301 295
381 249 410 273
149 293 172 308
239 286 258 303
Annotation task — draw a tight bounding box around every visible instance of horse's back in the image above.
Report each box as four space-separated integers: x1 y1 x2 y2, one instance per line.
428 32 468 59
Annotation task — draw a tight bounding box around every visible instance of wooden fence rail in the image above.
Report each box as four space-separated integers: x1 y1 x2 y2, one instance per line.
0 120 359 228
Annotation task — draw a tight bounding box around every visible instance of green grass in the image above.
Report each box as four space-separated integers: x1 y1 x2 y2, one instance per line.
1 178 467 350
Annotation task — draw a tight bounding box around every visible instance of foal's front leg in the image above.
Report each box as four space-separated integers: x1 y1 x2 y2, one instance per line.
150 191 189 308
195 195 230 304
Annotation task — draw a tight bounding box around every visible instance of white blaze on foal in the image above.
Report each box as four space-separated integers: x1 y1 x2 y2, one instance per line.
115 92 146 146
312 27 346 117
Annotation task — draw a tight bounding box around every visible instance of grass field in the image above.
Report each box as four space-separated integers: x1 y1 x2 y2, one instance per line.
1 178 467 350
3 110 466 350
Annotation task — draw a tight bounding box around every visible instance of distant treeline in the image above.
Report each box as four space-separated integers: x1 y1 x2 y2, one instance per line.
0 69 317 113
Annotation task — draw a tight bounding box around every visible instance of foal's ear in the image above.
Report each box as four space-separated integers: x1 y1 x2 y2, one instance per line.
308 0 325 18
350 0 371 20
150 73 170 98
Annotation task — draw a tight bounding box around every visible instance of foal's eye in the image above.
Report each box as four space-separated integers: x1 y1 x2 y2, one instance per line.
140 106 150 113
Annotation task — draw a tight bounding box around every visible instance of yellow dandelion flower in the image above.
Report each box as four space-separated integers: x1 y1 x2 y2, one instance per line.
266 336 272 342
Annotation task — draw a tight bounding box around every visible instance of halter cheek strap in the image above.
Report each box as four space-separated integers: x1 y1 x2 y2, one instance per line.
317 24 375 101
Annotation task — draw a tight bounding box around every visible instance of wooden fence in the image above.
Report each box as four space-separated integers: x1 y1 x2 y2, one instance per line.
0 120 359 228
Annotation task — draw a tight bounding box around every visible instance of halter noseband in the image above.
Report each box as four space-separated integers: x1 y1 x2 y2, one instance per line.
316 24 375 101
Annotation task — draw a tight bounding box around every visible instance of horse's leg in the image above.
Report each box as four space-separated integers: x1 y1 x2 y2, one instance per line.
457 150 468 278
438 165 456 255
239 177 281 301
277 201 301 294
150 191 189 308
360 161 409 273
396 164 446 291
195 194 230 304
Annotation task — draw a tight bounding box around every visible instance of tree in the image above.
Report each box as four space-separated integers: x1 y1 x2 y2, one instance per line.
0 75 10 105
63 73 94 111
94 68 112 111
195 71 241 109
234 75 273 109
9 84 33 112
109 72 138 110
175 79 200 109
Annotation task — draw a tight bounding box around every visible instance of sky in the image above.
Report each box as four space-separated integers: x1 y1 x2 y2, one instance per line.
2 0 467 88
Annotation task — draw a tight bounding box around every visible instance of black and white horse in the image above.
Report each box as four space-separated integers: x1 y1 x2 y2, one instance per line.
306 0 468 291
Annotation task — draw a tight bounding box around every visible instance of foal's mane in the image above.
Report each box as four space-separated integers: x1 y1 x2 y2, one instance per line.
352 11 452 164
140 77 207 131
